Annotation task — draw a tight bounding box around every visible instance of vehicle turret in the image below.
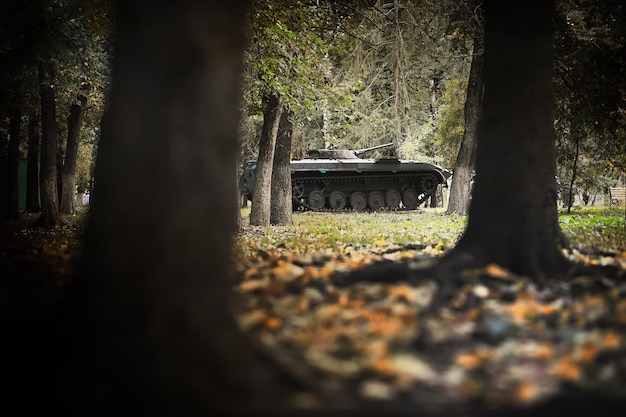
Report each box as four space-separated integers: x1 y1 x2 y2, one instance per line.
306 142 395 159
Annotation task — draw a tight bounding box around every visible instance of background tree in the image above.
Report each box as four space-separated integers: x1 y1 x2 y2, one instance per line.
35 60 65 227
270 109 294 225
321 0 468 165
244 0 334 225
445 12 483 216
25 116 41 213
336 0 572 294
5 103 22 220
446 0 568 280
60 88 89 214
0 0 111 225
249 94 283 225
554 0 626 205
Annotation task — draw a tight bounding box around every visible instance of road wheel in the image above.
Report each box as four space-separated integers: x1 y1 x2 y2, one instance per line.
385 189 401 208
329 191 347 210
402 189 418 210
350 192 367 211
292 181 304 198
368 191 385 210
308 190 325 210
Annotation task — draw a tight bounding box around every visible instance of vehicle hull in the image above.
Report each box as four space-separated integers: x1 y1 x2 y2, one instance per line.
244 158 450 211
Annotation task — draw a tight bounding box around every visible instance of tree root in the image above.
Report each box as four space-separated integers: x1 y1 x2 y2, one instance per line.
332 245 625 316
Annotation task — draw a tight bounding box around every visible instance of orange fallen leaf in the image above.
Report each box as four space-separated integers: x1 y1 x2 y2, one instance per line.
367 340 389 358
265 317 282 330
371 358 393 374
298 297 309 312
271 261 305 281
552 358 581 381
584 295 606 310
239 279 267 291
602 331 621 349
576 343 597 363
540 303 557 315
388 284 414 300
317 266 336 278
534 344 553 361
369 316 404 337
484 263 511 279
455 353 482 370
338 293 350 306
509 299 539 324
515 381 538 404
317 304 341 320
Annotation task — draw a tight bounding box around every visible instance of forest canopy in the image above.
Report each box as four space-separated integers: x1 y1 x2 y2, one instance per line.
0 0 624 217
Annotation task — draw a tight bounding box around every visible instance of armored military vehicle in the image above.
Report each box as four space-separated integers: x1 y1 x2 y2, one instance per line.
243 142 450 211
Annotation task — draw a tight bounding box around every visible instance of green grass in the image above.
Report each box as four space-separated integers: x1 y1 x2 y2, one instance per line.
559 207 625 252
239 206 625 255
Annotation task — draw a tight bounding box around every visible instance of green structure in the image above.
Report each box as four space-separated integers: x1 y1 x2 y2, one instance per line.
18 160 39 210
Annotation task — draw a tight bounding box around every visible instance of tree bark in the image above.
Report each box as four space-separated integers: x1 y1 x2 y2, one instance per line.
566 133 580 213
60 94 87 215
270 108 293 225
33 60 65 227
392 0 402 144
446 24 483 216
447 0 568 281
249 94 282 226
25 115 41 213
61 1 290 414
6 105 21 220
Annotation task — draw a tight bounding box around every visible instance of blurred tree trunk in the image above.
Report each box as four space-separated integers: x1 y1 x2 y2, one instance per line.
6 104 21 220
270 108 293 225
446 23 484 215
0 118 6 216
25 115 41 213
60 93 87 214
448 0 568 280
33 60 65 227
63 1 290 414
249 94 282 226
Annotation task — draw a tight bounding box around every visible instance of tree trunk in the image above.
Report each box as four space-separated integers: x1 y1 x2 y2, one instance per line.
0 119 7 216
33 60 65 227
249 94 282 226
566 133 580 213
6 105 21 220
60 1 289 414
25 115 41 213
448 0 568 281
60 94 87 214
270 108 293 225
446 24 484 216
392 0 402 144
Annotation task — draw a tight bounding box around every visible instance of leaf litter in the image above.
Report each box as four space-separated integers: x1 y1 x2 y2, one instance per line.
234 209 626 410
2 209 625 412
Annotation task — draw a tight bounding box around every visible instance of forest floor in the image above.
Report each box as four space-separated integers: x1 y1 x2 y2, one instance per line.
233 207 626 413
1 206 626 415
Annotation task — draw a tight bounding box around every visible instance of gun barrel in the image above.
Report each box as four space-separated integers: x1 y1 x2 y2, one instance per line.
353 142 395 155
